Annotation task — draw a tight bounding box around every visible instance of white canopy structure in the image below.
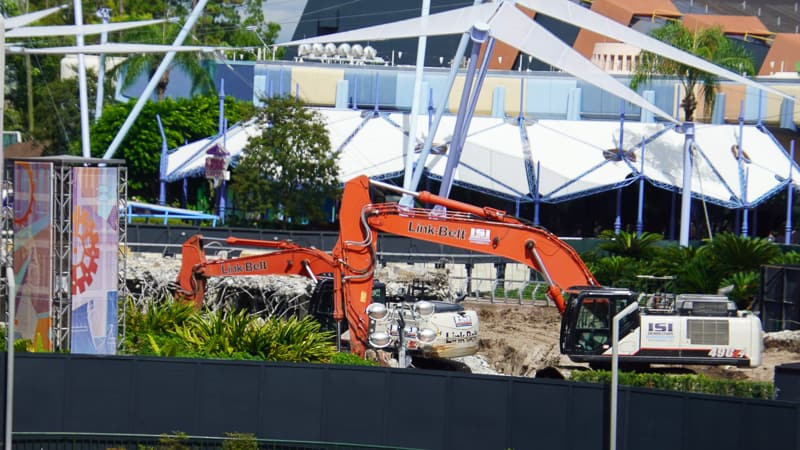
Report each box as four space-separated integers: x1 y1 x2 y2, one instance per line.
163 108 800 209
9 42 225 55
5 5 68 29
414 115 800 208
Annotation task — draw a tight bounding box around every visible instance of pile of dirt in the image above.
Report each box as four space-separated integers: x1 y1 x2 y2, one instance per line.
466 301 800 382
466 302 572 377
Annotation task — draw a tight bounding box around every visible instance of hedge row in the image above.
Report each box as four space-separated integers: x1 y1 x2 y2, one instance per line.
570 370 773 400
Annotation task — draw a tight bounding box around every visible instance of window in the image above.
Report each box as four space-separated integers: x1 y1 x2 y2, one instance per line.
577 297 610 330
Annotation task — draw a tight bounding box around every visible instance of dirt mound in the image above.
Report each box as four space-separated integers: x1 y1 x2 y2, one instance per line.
469 302 570 377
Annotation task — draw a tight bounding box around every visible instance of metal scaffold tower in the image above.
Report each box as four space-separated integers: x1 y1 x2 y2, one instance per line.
2 156 127 352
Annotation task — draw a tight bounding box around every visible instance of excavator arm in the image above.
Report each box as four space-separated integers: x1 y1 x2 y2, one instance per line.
334 176 598 315
176 234 339 306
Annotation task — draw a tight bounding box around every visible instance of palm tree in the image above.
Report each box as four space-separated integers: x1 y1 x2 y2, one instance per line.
630 21 755 121
115 23 216 101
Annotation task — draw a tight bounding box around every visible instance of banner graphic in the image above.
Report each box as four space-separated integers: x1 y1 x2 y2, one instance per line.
71 167 118 354
13 162 54 349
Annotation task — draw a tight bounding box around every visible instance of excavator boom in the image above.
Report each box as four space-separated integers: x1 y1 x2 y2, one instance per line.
335 176 598 314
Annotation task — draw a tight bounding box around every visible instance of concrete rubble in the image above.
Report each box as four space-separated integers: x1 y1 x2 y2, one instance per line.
375 264 455 300
125 254 457 308
764 329 800 353
125 253 314 318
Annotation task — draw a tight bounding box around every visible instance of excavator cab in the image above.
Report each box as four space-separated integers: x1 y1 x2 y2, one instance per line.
560 288 640 362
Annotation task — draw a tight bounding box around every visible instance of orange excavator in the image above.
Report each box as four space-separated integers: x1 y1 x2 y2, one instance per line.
334 175 762 369
175 232 480 361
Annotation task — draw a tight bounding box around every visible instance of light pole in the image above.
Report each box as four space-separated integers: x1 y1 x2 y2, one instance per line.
610 301 639 450
95 7 111 121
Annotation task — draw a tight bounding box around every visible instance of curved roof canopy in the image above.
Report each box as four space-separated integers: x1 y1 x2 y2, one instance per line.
165 108 800 209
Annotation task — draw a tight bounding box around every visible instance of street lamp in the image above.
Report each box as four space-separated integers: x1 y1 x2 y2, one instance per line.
610 301 639 450
245 25 274 60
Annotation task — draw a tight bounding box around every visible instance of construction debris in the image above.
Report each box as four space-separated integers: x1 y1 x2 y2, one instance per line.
125 253 313 318
125 254 455 318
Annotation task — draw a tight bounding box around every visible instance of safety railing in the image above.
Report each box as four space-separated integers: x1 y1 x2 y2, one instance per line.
451 275 553 306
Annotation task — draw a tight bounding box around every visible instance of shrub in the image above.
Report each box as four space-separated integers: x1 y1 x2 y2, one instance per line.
329 351 379 366
570 369 773 400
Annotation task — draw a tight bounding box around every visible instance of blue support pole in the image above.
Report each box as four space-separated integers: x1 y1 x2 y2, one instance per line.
217 80 227 223
428 87 434 130
737 101 747 237
614 188 623 234
742 168 750 237
218 79 225 135
679 122 695 247
518 77 524 120
735 209 741 236
437 26 489 200
373 71 379 112
156 114 168 206
182 178 188 209
295 82 300 99
219 182 227 224
515 198 520 217
456 38 495 146
615 100 625 234
786 141 796 245
669 190 676 241
534 162 541 226
352 78 358 109
618 99 625 153
636 138 646 237
757 89 763 127
400 0 430 206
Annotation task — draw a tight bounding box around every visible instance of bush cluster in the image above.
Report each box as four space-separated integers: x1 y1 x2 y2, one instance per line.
571 369 773 400
583 230 795 309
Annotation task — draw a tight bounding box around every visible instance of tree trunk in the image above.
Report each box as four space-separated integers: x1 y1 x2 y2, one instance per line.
156 70 170 101
681 92 697 122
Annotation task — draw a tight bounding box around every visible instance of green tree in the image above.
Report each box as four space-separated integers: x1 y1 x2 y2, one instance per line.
27 69 120 155
630 21 755 121
231 96 339 228
90 95 255 199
